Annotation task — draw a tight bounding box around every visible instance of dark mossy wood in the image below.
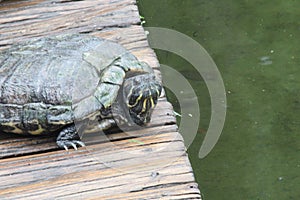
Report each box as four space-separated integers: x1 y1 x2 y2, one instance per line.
0 0 201 199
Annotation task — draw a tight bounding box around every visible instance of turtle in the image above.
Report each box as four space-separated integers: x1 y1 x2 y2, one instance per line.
0 34 162 150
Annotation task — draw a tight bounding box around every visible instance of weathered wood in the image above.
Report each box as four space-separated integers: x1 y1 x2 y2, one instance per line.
0 0 201 199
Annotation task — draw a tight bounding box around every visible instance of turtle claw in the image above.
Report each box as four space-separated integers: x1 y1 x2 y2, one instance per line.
63 145 69 151
75 141 86 147
71 142 78 150
56 125 85 150
57 140 85 151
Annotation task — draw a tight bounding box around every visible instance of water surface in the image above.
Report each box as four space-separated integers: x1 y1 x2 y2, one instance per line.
139 0 300 199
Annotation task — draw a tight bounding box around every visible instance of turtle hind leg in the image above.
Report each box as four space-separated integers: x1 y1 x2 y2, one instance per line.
56 124 85 150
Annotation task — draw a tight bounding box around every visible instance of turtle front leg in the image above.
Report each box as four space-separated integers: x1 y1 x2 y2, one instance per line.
56 124 85 150
84 119 117 134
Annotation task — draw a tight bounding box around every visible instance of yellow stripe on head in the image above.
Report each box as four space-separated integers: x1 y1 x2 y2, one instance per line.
126 84 134 104
128 92 143 108
149 97 155 109
141 98 148 113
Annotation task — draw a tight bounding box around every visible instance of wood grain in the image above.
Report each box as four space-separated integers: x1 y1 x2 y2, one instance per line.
0 0 201 199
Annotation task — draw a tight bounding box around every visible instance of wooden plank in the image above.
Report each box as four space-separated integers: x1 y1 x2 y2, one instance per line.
0 0 201 199
0 0 140 48
0 134 200 199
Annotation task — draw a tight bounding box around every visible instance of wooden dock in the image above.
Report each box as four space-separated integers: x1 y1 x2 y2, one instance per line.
0 0 201 199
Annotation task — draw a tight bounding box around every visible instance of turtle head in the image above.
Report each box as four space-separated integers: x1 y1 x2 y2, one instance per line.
122 74 162 126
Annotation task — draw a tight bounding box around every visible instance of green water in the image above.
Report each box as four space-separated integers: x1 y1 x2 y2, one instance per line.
138 0 300 199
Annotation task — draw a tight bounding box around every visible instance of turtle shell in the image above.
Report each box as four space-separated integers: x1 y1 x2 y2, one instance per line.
0 34 154 135
0 34 152 105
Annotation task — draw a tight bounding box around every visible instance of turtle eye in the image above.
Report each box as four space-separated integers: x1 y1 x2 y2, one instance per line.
131 98 144 114
127 94 153 125
128 90 143 108
134 97 151 114
128 93 137 106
